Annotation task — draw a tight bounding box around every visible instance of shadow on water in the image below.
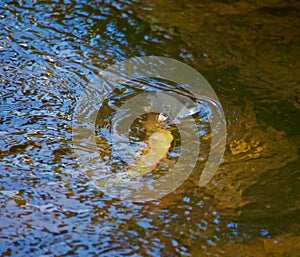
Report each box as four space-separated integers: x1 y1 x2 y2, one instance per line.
0 0 299 256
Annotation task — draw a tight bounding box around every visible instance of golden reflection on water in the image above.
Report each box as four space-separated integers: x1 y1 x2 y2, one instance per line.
136 0 300 255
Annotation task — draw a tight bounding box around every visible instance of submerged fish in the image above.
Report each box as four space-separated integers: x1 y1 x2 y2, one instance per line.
98 114 174 188
131 126 173 175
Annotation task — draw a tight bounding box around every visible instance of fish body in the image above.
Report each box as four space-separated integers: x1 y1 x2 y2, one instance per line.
133 127 173 175
97 115 174 188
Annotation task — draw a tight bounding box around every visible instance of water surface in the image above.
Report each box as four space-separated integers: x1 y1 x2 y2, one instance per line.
0 0 299 256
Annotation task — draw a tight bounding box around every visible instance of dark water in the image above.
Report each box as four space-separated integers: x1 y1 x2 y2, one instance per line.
0 0 299 256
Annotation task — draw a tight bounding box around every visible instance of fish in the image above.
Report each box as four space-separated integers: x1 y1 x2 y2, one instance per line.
98 114 174 188
131 126 173 176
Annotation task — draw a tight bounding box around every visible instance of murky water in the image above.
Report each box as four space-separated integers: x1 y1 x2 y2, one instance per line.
0 1 299 256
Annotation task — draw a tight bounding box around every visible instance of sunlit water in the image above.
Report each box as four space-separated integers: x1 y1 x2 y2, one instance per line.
0 1 299 256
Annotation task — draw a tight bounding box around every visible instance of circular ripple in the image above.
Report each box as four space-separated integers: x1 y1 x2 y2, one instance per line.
72 56 226 201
